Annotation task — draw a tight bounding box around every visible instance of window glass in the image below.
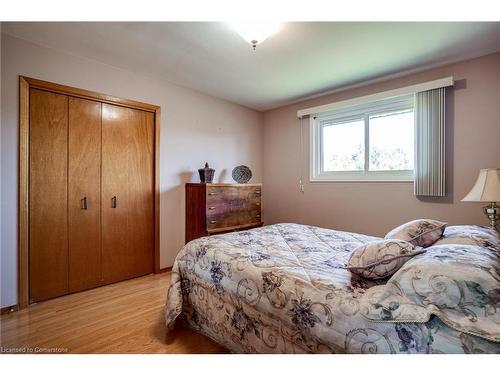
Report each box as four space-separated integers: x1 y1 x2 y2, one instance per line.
369 109 414 171
322 119 365 172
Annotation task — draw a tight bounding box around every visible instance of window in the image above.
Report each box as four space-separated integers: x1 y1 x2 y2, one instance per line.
311 95 415 181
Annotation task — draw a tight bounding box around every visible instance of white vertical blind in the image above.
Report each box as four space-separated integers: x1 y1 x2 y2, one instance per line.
414 87 446 196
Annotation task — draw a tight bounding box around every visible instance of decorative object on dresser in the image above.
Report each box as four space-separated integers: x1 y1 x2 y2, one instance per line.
232 165 252 183
461 168 500 230
198 162 215 183
185 183 263 243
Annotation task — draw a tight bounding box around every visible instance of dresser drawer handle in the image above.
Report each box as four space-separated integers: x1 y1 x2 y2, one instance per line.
255 214 261 218
208 192 216 196
255 190 261 194
210 220 217 224
255 202 261 206
208 206 216 210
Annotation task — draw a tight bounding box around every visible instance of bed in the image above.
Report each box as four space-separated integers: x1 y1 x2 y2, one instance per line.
165 223 500 353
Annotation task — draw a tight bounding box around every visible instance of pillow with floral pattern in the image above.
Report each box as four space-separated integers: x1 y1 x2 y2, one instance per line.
361 244 500 343
346 239 425 280
433 225 499 251
385 219 447 247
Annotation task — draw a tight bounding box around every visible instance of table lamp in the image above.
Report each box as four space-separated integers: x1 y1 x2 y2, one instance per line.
461 168 500 230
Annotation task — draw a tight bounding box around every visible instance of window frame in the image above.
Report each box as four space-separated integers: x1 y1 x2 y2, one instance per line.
310 94 415 182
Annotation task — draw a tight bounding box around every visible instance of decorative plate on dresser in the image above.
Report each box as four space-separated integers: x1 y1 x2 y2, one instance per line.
185 183 263 243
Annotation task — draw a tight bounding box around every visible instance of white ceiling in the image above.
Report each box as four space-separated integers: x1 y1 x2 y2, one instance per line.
3 22 500 110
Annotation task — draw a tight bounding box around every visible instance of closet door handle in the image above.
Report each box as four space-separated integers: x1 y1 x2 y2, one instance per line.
81 197 88 210
111 196 117 208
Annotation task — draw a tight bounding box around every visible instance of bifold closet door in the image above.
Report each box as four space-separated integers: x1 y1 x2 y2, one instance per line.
101 104 154 284
68 97 102 293
29 89 69 302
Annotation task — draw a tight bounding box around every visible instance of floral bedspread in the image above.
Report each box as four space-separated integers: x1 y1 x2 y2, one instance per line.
165 223 500 353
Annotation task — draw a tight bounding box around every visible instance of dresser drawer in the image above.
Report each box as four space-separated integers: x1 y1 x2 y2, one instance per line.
207 208 262 231
206 213 238 231
206 185 261 202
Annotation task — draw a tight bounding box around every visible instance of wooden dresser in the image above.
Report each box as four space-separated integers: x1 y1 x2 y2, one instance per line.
185 183 263 243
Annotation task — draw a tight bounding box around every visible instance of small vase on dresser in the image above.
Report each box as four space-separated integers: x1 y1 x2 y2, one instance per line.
185 183 263 243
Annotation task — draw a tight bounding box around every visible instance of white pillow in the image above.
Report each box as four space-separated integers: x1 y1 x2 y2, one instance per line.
385 219 447 247
346 239 425 280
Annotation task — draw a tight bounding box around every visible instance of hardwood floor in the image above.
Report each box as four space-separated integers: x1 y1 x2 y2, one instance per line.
0 273 228 354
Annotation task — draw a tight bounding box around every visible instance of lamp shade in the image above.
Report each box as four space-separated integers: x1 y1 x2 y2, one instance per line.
461 168 500 202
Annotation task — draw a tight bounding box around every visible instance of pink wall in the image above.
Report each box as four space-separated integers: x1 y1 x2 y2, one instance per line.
263 52 500 236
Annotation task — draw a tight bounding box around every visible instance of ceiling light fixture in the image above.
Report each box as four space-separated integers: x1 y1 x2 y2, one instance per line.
229 22 283 50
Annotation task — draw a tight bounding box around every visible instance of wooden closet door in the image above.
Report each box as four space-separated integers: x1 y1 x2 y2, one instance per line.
68 97 102 292
29 89 69 302
101 104 154 283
